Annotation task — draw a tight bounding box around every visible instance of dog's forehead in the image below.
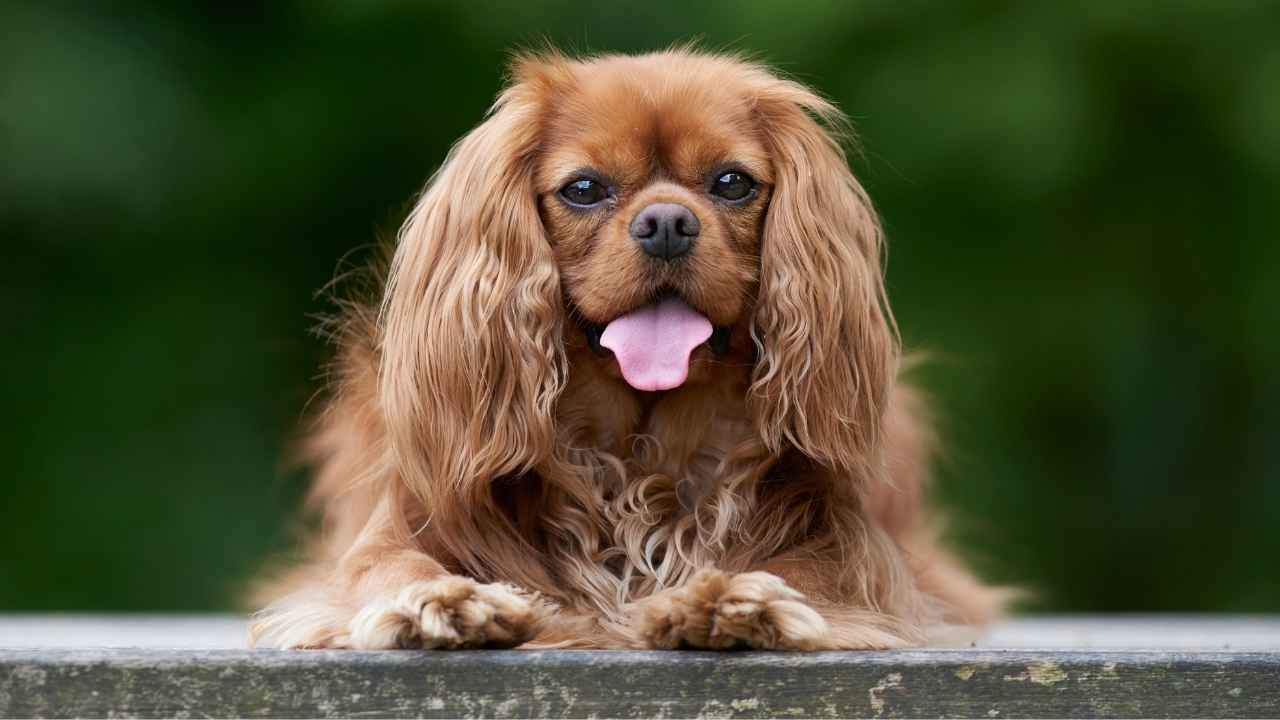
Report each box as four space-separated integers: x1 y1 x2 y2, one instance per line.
537 61 771 189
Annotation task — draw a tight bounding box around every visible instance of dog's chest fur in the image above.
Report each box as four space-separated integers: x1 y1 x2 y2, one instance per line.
547 361 767 611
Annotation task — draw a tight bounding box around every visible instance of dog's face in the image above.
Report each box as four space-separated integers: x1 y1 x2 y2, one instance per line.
381 50 897 490
534 57 775 391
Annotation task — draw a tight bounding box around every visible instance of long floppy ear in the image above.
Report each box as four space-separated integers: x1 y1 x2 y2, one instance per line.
378 56 570 582
750 81 899 481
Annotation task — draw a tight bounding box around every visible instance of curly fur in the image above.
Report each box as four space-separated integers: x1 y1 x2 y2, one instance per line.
250 47 1006 651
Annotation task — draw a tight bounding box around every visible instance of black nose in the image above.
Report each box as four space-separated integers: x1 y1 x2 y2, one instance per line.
629 203 700 260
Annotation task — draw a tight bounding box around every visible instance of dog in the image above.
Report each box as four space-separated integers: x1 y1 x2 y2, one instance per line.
250 47 1004 651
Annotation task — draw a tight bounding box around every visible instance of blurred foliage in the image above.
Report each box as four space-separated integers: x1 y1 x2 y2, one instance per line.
2 0 1278 612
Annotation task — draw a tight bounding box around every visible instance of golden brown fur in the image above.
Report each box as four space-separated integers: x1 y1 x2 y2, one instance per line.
250 48 1004 651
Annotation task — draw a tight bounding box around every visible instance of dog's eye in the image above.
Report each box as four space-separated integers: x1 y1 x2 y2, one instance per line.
710 171 755 202
560 178 609 207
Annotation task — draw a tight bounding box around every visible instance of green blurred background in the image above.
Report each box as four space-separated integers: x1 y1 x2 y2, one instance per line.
3 1 1278 613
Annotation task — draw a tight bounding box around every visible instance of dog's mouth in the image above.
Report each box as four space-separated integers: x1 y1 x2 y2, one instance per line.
579 294 731 392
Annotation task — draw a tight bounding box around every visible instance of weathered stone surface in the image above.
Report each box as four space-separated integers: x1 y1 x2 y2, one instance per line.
1 617 1279 718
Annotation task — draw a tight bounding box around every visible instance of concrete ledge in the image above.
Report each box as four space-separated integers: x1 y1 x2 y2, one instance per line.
2 617 1279 718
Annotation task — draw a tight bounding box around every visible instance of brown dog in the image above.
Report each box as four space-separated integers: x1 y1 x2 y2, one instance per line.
251 48 1003 651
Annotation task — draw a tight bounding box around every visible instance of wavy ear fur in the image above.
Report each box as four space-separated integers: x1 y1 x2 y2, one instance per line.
378 56 569 583
751 82 899 481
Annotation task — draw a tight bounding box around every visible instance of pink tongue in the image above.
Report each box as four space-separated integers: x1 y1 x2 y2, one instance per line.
600 297 712 391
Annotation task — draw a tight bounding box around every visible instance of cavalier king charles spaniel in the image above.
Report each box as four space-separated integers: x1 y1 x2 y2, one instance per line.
251 48 1003 651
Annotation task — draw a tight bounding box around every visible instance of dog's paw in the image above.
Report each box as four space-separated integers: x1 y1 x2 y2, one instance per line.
635 569 833 650
348 576 549 649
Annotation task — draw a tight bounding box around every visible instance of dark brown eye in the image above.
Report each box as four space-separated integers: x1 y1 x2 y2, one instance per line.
559 178 608 207
710 171 755 202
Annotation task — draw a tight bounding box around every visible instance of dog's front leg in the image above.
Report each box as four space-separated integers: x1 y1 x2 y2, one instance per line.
251 530 552 650
341 546 552 650
631 568 911 650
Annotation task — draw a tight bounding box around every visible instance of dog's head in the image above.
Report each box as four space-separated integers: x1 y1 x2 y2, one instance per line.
380 49 896 509
532 54 771 394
